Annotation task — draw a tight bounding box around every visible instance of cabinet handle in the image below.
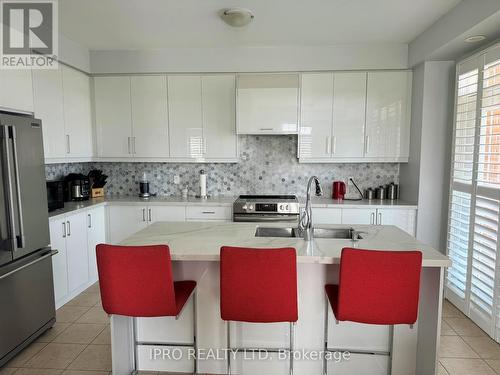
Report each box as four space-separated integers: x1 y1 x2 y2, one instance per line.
66 135 70 154
127 137 131 154
148 208 152 222
326 136 331 154
365 135 370 154
332 136 336 155
259 128 274 131
142 208 146 222
132 137 136 154
370 212 375 225
62 222 66 238
66 221 71 236
378 212 382 225
88 214 92 228
202 211 215 214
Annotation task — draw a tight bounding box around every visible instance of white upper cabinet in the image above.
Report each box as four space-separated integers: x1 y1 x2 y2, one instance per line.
0 69 34 113
62 66 93 159
131 75 169 158
33 68 66 159
365 71 412 160
237 73 299 134
201 75 237 160
299 70 411 163
332 72 366 159
299 73 334 159
168 75 203 159
34 66 93 162
94 76 133 158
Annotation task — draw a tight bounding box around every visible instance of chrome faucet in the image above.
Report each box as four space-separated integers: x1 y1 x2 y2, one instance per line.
299 176 323 241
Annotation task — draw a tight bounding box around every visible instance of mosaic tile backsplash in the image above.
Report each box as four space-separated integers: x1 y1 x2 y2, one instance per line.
45 135 399 198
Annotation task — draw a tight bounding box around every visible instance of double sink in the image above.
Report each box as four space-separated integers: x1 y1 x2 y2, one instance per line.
255 226 363 240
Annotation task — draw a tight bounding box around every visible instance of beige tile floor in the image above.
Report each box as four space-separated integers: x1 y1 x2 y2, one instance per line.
0 285 498 375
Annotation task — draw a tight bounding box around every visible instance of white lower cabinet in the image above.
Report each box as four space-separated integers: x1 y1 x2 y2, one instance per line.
341 207 416 235
108 205 187 243
87 206 106 283
65 212 89 293
49 217 69 305
341 208 377 225
311 208 342 224
49 206 107 308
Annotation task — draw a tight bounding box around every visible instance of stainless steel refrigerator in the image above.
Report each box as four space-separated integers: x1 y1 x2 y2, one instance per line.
0 112 55 366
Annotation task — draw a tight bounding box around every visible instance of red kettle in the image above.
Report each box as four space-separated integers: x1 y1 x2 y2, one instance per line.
332 181 346 200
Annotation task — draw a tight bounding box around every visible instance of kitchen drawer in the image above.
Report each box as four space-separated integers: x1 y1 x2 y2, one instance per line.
185 206 232 221
327 352 390 375
311 208 342 224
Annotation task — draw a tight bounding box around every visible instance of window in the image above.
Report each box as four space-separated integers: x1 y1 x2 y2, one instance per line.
446 43 500 340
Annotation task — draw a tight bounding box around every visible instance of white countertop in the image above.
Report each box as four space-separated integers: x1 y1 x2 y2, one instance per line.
49 196 417 218
120 221 449 267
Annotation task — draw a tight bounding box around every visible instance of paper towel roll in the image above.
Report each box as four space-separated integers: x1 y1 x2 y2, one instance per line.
199 170 207 198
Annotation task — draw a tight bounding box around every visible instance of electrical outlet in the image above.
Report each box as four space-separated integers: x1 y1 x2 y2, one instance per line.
173 175 180 184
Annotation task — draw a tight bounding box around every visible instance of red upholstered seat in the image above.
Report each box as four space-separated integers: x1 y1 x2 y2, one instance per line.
220 246 298 323
326 248 422 325
96 244 196 317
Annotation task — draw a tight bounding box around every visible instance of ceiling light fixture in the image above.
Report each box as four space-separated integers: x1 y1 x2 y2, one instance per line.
464 35 486 43
219 8 254 27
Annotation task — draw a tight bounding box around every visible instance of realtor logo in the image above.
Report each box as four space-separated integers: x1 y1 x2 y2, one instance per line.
0 0 58 69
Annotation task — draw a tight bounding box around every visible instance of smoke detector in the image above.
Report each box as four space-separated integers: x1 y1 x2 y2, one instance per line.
219 8 254 27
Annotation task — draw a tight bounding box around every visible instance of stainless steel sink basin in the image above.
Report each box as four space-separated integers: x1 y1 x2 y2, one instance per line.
255 227 363 240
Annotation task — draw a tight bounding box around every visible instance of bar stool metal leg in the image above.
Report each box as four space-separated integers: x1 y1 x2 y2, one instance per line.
132 317 138 375
193 291 198 375
323 295 328 375
227 321 231 375
290 322 295 375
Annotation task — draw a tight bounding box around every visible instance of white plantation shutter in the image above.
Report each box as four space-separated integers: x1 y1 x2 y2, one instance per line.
446 63 478 308
446 43 500 341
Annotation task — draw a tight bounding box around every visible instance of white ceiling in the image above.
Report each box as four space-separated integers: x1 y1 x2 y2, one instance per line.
59 0 462 50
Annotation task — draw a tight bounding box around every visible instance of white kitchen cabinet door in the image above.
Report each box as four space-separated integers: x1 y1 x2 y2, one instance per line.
0 69 34 113
311 208 342 224
148 206 186 223
108 205 148 244
167 76 203 159
94 76 133 158
87 206 106 283
365 71 411 159
376 208 416 236
237 74 299 134
131 75 169 158
201 75 237 160
342 208 377 225
49 217 68 305
333 72 366 158
32 68 66 159
299 73 334 159
65 212 89 293
62 66 93 158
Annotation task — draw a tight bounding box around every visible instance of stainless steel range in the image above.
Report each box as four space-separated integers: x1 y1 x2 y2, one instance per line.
233 195 300 222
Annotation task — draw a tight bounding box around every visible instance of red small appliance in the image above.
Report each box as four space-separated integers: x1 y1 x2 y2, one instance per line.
332 181 346 200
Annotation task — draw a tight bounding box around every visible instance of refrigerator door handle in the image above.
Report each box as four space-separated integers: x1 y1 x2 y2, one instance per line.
1 125 17 251
9 126 25 249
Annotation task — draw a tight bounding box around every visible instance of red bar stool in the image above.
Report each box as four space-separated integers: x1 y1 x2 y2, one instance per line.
220 246 298 375
96 244 197 375
323 248 422 375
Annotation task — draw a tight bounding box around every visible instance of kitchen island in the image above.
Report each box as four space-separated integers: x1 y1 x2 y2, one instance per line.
111 221 450 375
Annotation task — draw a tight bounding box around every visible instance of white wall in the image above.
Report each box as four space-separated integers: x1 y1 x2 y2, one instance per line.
89 44 408 73
59 34 90 72
400 61 455 252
